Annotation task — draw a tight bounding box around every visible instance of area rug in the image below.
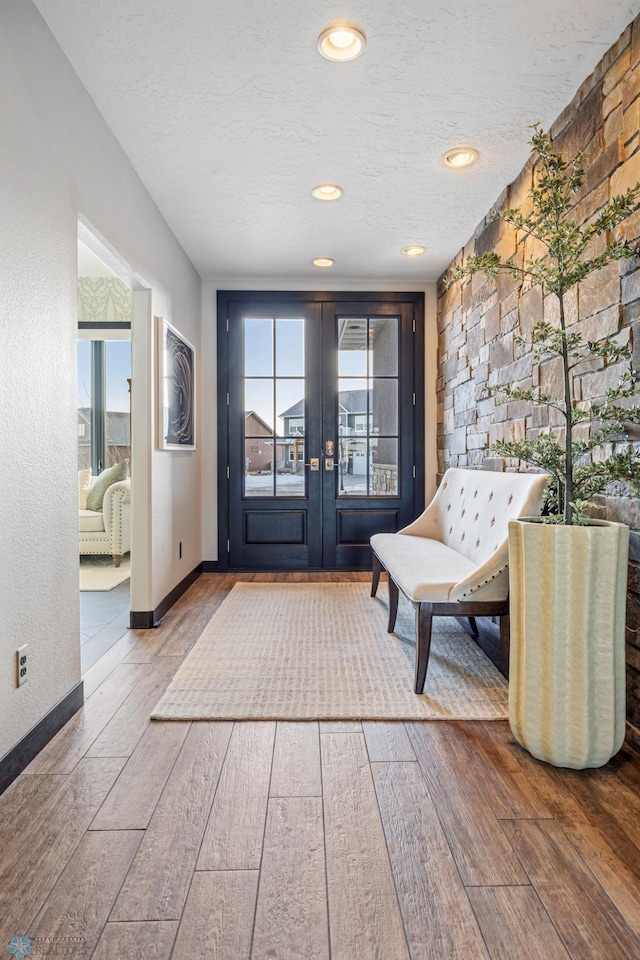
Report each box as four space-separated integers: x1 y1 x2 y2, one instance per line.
79 556 130 592
151 582 508 721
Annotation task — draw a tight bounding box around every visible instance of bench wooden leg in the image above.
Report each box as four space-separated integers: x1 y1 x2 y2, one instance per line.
414 602 434 694
500 612 510 676
371 552 383 597
468 616 479 637
387 577 399 633
113 555 123 568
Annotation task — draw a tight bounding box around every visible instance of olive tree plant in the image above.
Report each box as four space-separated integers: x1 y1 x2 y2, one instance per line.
447 125 640 524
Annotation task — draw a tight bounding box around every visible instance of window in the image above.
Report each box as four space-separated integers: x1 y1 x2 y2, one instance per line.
77 339 131 473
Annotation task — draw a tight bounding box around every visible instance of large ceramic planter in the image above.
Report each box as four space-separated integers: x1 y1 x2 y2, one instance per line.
508 517 629 769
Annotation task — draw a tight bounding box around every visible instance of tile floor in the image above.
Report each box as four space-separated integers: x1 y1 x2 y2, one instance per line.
80 573 130 674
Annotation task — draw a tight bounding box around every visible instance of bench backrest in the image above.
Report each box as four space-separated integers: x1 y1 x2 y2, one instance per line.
402 467 548 568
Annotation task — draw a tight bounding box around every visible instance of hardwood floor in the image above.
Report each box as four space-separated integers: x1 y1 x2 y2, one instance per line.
2 572 640 959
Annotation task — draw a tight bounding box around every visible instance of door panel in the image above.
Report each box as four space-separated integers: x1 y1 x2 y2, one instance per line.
321 301 416 567
227 300 322 569
218 292 424 570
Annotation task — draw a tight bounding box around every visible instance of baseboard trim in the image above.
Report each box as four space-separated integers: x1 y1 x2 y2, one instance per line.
201 560 220 572
0 682 84 796
130 562 203 629
626 720 640 753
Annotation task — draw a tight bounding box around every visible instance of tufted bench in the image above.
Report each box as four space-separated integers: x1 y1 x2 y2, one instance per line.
371 467 548 693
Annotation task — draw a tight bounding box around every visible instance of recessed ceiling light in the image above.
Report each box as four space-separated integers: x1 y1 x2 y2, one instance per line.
313 257 334 268
443 146 479 168
312 184 343 201
317 25 366 62
401 245 427 257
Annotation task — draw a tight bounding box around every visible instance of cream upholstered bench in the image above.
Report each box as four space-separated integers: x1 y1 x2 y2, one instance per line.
371 467 548 693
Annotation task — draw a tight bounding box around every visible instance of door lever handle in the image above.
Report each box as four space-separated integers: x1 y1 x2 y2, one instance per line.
304 458 320 471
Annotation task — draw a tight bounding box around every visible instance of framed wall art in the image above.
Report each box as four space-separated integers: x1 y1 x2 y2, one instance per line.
157 316 196 450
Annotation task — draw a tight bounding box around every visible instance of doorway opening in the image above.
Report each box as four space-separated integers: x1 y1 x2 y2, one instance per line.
77 239 132 670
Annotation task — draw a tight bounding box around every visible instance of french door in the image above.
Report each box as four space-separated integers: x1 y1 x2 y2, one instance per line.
217 292 424 570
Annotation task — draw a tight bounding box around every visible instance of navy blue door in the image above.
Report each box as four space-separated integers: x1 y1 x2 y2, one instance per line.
218 292 424 569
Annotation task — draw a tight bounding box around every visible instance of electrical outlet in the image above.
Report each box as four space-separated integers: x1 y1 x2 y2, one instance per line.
179 541 183 559
16 644 28 687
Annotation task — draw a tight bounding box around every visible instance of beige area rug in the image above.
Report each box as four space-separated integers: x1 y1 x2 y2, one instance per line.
79 556 130 592
151 582 508 721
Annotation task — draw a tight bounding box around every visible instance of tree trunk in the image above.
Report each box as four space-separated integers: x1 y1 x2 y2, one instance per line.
558 292 573 524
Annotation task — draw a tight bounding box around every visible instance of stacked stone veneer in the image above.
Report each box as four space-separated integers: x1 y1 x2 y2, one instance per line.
371 464 398 496
437 16 640 734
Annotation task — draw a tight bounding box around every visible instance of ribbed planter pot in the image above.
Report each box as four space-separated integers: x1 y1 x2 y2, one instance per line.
508 517 629 769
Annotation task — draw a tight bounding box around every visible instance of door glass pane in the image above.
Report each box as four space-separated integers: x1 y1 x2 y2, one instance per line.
77 341 91 469
369 317 398 375
338 318 368 375
244 376 274 497
336 316 399 497
371 438 398 495
276 318 304 376
245 379 274 432
338 437 368 496
276 378 305 497
276 445 305 497
245 319 273 376
371 378 397 436
245 459 275 497
338 379 368 436
276 379 304 434
105 341 131 467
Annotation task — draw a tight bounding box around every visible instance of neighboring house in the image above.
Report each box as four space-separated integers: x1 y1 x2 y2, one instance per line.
77 407 131 470
279 389 397 489
244 411 288 472
244 410 275 472
275 398 306 471
280 390 373 474
280 390 372 441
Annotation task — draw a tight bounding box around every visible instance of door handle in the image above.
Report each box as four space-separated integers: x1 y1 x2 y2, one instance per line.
304 458 320 471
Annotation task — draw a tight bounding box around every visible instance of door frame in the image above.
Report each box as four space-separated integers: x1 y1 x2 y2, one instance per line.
216 290 425 571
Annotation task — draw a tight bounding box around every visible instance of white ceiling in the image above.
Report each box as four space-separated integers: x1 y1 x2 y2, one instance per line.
34 0 640 283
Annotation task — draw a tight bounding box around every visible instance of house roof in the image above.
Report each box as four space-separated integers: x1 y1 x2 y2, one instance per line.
245 410 274 434
279 389 370 420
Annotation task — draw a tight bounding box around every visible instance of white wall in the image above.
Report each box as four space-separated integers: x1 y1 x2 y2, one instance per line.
0 0 202 760
201 278 438 561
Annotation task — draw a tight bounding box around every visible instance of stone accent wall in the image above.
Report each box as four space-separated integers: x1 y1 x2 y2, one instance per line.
371 464 398 496
437 16 640 734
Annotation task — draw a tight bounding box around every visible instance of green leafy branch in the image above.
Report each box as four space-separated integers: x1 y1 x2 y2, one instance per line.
444 124 640 523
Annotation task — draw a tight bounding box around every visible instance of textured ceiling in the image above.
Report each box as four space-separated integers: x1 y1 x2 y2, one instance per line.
34 0 640 282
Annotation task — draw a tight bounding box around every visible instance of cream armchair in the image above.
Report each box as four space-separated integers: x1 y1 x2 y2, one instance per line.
79 477 131 567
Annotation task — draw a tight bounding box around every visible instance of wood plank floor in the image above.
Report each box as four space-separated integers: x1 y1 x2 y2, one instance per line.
2 571 640 959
